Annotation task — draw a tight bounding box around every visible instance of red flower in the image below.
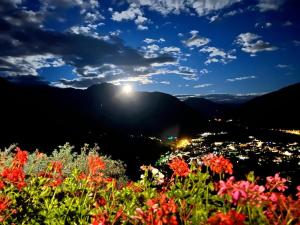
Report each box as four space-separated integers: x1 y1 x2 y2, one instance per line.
266 173 288 192
13 147 28 167
0 181 4 189
91 214 109 225
168 158 190 177
48 177 64 187
202 154 233 175
88 155 105 176
50 161 63 175
77 172 87 180
0 196 9 213
134 193 178 225
96 197 106 207
207 210 246 225
1 167 26 190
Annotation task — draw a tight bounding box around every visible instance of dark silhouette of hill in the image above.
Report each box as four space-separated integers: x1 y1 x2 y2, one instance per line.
0 78 205 144
85 83 206 136
184 97 235 119
235 83 300 129
0 77 206 178
176 94 257 104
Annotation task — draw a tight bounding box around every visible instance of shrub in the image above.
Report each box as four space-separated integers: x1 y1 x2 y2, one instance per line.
0 145 300 224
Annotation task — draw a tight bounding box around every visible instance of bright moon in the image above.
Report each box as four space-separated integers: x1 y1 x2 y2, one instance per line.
122 85 133 94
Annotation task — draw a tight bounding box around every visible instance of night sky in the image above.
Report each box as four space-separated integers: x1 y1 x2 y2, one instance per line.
0 0 299 95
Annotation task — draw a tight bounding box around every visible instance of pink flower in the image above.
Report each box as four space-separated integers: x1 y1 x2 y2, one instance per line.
296 185 300 199
266 173 288 192
217 177 266 206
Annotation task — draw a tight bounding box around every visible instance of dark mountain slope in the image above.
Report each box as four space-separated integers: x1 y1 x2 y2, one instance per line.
0 78 206 146
184 97 233 119
236 83 300 129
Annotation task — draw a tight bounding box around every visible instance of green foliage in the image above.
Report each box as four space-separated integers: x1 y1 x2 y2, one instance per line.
0 143 127 181
0 144 300 224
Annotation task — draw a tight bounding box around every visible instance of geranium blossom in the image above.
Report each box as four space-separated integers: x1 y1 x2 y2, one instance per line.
201 154 233 175
88 155 105 176
13 147 28 167
207 210 246 225
266 173 288 192
50 161 63 174
134 193 178 225
1 167 26 190
217 177 266 205
168 157 190 177
296 186 300 199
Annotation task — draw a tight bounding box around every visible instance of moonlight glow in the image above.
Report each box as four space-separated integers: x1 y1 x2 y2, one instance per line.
122 85 133 95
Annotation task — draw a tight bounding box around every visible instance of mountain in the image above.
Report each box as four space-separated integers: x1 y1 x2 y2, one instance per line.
236 83 300 129
176 94 258 104
184 97 231 119
0 78 206 147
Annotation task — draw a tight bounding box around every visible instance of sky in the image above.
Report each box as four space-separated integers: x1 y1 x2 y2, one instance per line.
0 0 300 95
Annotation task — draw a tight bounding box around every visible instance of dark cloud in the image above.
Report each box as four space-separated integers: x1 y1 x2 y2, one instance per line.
0 0 175 78
0 75 49 86
57 77 109 88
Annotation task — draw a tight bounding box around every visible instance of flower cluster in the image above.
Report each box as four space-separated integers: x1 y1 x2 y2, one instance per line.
265 173 288 192
88 155 106 176
1 148 28 190
140 165 165 185
0 146 300 224
217 176 266 206
168 157 190 177
202 154 233 175
134 193 178 225
207 210 246 225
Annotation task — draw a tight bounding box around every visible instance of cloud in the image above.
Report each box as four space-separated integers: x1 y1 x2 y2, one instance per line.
160 80 170 85
183 31 210 48
223 8 244 17
226 75 256 82
257 0 285 12
125 0 241 17
208 15 219 23
111 3 149 30
199 46 236 64
68 24 105 38
293 40 300 47
0 1 176 82
0 75 49 86
137 24 148 30
143 38 165 44
34 0 105 27
193 83 213 88
0 54 64 76
54 64 199 88
142 43 185 63
282 21 292 26
161 46 181 53
255 22 272 29
200 69 209 74
236 32 278 56
276 64 292 69
276 64 288 68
